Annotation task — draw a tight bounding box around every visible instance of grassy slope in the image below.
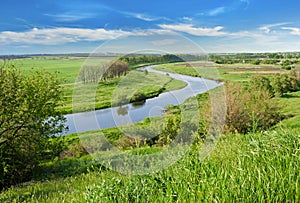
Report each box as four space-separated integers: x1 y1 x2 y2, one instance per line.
1 60 299 202
1 129 298 202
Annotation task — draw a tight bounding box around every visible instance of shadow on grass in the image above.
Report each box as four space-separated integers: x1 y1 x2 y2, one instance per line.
32 156 106 181
281 93 300 98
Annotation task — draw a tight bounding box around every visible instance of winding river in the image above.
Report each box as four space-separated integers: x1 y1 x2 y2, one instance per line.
64 66 221 135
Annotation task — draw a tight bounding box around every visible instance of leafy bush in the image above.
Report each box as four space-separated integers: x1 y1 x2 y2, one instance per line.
225 82 282 134
281 65 292 70
130 91 147 102
270 73 293 97
0 65 66 189
249 75 274 97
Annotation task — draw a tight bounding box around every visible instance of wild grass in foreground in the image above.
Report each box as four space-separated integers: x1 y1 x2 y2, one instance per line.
1 129 299 202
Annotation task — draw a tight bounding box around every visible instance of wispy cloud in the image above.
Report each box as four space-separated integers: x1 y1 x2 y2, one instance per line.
207 7 227 16
181 16 193 22
45 13 97 22
158 24 226 36
0 27 131 45
122 12 169 22
259 22 291 33
131 13 157 21
281 27 300 35
200 0 250 17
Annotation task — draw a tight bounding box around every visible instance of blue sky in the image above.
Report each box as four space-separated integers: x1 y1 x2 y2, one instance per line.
1 0 300 54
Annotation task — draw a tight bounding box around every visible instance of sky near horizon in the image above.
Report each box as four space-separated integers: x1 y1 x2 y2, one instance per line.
1 0 300 54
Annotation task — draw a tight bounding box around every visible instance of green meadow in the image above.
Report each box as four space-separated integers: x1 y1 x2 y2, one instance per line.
1 57 299 202
4 57 186 113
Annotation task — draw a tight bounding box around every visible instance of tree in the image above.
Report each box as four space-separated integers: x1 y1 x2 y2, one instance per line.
270 74 292 97
0 65 66 189
249 75 274 97
79 61 129 83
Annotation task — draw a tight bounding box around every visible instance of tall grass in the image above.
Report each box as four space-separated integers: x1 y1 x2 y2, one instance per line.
1 129 298 202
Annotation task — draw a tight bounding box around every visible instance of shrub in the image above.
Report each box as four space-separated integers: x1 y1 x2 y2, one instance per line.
270 74 292 97
0 65 66 189
130 91 147 102
281 65 292 70
249 75 274 97
224 82 282 134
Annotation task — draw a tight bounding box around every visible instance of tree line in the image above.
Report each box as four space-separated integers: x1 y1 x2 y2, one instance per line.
78 61 129 83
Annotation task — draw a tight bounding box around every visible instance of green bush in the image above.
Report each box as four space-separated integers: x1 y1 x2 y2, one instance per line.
271 74 293 97
281 65 292 70
225 82 282 134
249 75 274 97
130 91 147 102
0 65 66 189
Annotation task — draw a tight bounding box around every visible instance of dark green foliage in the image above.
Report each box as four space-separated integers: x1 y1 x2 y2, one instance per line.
281 65 292 70
130 91 147 102
0 65 66 189
270 71 300 97
79 61 129 83
250 75 274 97
209 52 300 65
250 71 300 98
118 54 202 68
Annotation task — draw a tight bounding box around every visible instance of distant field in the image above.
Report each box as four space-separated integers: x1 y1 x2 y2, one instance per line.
154 62 286 81
4 57 186 113
6 57 116 83
155 61 300 130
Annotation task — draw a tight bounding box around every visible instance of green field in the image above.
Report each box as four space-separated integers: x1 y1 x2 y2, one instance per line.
5 57 186 113
154 62 286 82
1 57 299 202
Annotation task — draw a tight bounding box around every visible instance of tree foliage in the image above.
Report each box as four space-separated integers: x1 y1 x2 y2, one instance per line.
79 61 129 83
0 65 66 189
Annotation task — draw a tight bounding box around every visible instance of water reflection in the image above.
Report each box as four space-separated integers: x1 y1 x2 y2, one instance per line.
117 106 129 116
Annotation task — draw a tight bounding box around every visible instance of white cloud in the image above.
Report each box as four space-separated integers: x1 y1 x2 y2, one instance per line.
181 16 193 22
259 22 290 33
158 24 226 37
207 7 226 16
132 13 157 21
281 27 300 35
0 28 131 45
45 13 96 22
122 12 169 22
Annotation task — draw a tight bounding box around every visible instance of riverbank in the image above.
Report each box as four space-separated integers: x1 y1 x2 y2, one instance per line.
64 66 221 134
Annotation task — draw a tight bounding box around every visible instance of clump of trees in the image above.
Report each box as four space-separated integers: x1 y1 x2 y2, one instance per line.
250 70 300 97
224 70 300 134
0 65 66 189
79 61 129 83
210 52 300 67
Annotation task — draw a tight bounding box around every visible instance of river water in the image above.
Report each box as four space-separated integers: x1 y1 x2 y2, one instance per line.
64 66 221 135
